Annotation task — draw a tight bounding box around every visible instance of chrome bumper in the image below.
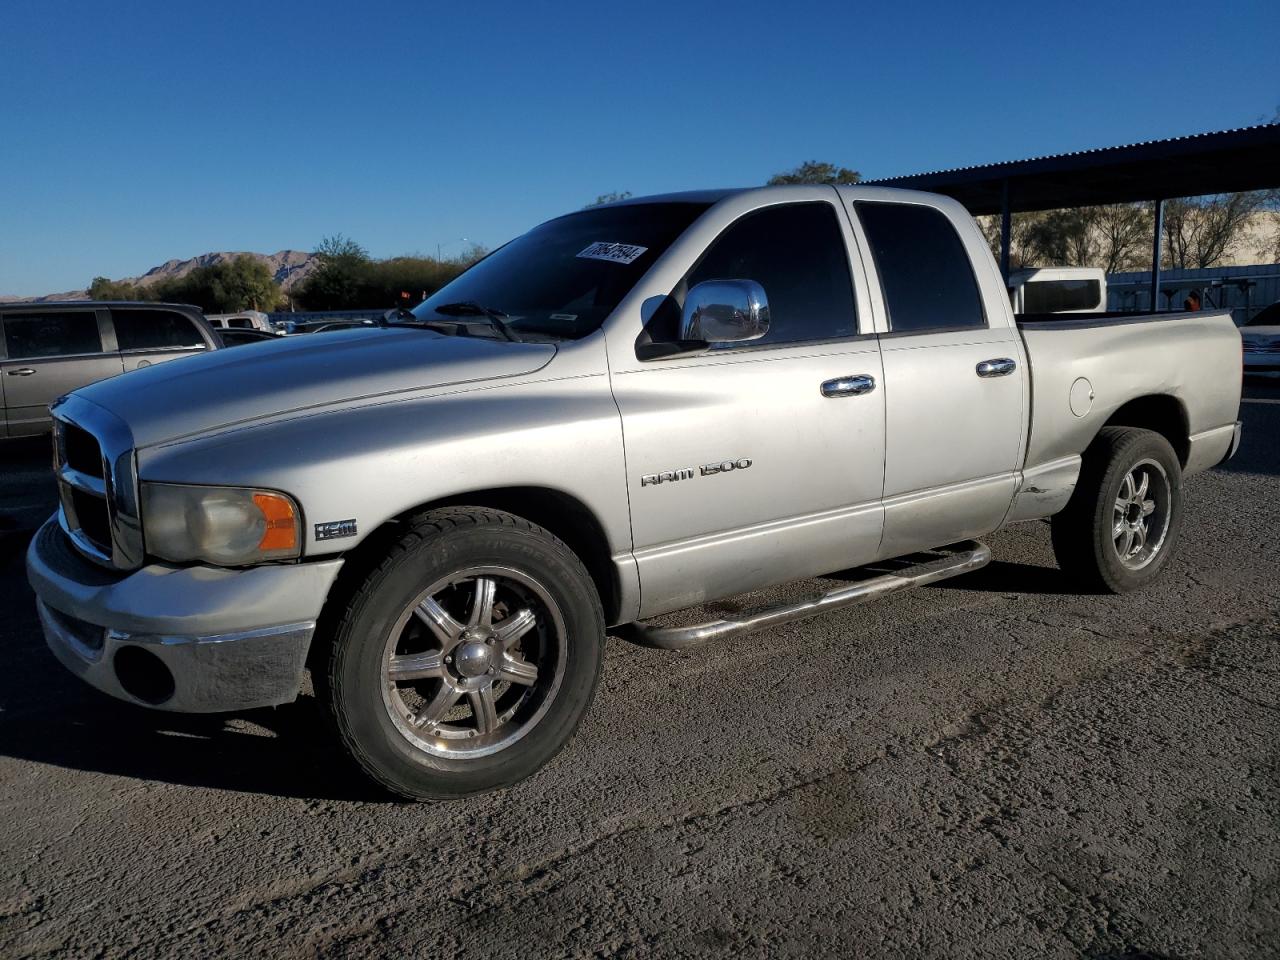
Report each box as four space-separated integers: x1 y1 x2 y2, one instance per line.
27 519 344 713
1223 420 1243 464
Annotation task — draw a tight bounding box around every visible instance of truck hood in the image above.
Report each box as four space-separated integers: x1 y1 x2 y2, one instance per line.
73 327 557 447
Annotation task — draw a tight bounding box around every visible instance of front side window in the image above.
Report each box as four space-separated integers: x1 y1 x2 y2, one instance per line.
856 202 985 334
683 203 858 345
112 309 206 350
3 311 103 359
411 202 711 340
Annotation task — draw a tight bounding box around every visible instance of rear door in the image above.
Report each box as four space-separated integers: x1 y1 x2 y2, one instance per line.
847 197 1027 556
110 307 212 371
0 308 123 436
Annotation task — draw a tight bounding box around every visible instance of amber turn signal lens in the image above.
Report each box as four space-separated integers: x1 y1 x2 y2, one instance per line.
253 492 299 551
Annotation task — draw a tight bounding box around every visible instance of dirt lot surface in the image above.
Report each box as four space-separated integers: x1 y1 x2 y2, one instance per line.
1 383 1277 959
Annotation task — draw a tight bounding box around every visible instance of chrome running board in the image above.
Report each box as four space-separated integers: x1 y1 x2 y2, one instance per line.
617 540 992 651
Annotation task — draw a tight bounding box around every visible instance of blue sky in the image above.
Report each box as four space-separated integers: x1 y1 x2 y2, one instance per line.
1 0 1277 296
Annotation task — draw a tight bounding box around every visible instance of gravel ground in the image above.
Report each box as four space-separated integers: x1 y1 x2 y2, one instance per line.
1 383 1277 959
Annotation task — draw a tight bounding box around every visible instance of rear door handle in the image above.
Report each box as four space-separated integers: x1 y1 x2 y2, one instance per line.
821 374 876 397
6 368 36 376
976 358 1016 378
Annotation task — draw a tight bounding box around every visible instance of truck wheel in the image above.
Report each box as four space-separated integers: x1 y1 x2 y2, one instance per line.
324 508 604 799
1050 426 1183 593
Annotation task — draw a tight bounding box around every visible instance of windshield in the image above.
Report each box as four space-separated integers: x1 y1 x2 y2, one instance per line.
410 202 710 339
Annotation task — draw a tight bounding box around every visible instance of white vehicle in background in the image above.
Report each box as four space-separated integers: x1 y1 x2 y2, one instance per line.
205 310 275 334
1008 266 1107 314
1241 301 1280 375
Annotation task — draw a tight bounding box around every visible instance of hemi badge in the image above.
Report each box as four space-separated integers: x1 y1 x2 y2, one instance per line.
315 519 358 541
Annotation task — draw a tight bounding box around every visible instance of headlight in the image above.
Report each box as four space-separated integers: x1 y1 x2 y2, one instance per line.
141 483 302 565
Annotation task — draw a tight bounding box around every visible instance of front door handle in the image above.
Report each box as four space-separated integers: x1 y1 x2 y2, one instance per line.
6 368 36 377
821 374 876 397
976 358 1017 378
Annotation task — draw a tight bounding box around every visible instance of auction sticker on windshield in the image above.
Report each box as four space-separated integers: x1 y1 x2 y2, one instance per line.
577 242 648 265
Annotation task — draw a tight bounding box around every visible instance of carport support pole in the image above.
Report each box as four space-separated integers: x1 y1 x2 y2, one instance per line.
1149 198 1164 311
999 179 1011 281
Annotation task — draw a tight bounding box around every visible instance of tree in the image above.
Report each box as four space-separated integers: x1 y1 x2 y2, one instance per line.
585 191 632 207
767 161 860 185
294 236 487 310
1161 192 1271 269
89 276 151 300
977 211 1046 270
1090 204 1154 273
979 203 1152 273
152 256 284 313
295 234 373 310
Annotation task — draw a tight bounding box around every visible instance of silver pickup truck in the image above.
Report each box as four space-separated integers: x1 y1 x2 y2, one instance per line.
27 185 1243 799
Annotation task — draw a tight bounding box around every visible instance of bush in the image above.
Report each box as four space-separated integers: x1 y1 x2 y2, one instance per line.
295 236 486 310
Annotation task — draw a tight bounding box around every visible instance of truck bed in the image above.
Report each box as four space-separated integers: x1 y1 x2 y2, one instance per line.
1017 308 1242 474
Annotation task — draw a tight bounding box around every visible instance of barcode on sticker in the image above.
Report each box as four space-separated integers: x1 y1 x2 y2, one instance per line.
577 242 648 265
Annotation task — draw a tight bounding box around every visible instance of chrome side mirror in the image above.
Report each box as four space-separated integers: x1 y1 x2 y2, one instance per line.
679 280 770 344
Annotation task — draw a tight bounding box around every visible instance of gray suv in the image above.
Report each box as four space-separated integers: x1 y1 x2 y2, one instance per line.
0 302 217 437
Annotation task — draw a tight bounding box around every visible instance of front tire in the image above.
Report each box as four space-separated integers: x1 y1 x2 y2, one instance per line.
1051 426 1184 593
324 508 604 799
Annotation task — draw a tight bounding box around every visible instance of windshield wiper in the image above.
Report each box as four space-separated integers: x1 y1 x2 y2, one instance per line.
428 301 520 342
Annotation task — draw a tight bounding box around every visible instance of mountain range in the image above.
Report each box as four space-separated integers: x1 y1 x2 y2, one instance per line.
1 250 321 303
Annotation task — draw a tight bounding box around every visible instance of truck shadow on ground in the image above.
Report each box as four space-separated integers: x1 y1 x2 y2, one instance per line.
0 664 385 802
928 559 1085 596
0 545 384 801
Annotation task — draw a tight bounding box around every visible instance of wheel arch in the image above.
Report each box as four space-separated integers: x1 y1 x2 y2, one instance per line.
1096 394 1190 466
319 486 623 633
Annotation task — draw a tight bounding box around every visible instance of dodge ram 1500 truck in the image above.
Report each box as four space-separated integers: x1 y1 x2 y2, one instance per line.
28 185 1244 799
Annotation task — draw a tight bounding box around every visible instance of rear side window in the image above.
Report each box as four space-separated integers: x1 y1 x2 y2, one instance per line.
3 312 103 359
1022 279 1101 313
855 202 985 334
112 309 206 350
685 203 858 345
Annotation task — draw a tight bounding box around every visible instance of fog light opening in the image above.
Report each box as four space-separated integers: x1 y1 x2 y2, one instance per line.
113 646 176 705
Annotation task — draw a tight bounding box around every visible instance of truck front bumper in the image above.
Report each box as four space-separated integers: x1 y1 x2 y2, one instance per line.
26 519 344 713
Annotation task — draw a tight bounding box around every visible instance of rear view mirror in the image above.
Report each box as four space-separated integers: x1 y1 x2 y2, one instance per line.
679 280 770 344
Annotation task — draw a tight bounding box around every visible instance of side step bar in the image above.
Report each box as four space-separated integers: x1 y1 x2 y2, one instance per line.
617 540 992 651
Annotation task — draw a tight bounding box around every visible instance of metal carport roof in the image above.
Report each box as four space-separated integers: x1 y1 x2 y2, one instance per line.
867 124 1280 298
867 123 1280 215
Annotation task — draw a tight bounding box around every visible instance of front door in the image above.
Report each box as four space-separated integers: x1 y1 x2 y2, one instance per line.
611 198 886 618
0 309 123 436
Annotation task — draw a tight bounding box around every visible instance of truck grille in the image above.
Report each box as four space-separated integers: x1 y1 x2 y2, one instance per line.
51 399 143 570
54 420 114 563
64 422 106 478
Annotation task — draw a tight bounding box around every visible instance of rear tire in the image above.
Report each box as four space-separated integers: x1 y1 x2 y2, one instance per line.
1051 427 1183 593
323 508 604 799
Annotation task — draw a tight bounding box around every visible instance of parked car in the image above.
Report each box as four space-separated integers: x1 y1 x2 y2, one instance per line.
205 310 274 334
1 301 218 437
28 185 1243 799
276 318 379 335
309 320 378 334
214 328 280 348
1007 266 1107 314
1241 301 1280 374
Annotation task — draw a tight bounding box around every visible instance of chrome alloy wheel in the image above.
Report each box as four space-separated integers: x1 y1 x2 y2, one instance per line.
1112 458 1171 570
380 566 567 760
